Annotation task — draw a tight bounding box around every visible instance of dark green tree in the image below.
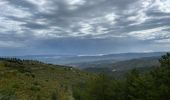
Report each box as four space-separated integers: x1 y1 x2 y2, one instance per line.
87 74 115 100
51 92 57 100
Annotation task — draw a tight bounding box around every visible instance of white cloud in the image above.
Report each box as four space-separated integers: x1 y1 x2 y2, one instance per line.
0 0 31 35
127 11 148 26
31 29 60 38
67 0 86 5
70 13 117 37
153 0 170 13
105 13 117 25
26 0 56 13
125 0 170 26
34 18 48 25
127 26 170 40
139 0 170 13
0 17 26 34
125 0 153 25
66 0 86 10
96 26 108 35
0 0 32 18
79 22 93 35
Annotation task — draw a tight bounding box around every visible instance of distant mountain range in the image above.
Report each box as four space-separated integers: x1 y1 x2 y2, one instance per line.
13 52 166 67
84 56 160 71
82 56 161 78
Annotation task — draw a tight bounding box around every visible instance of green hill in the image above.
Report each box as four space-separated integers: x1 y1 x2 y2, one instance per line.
83 57 160 78
0 58 93 100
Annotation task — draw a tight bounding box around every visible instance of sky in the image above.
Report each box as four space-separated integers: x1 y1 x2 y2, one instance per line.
0 0 170 56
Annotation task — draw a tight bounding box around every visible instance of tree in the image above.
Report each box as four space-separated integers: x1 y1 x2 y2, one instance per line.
149 53 170 100
51 92 57 100
87 74 115 100
159 53 170 67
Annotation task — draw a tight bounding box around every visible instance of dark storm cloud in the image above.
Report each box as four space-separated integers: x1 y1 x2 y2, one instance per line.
0 0 170 55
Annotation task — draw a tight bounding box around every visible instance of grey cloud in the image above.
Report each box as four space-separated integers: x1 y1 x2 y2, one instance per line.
0 0 170 55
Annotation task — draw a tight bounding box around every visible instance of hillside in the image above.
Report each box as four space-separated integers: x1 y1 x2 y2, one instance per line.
0 58 93 100
83 57 160 77
111 56 160 71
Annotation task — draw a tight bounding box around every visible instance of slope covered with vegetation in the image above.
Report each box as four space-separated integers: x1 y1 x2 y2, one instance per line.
0 58 93 100
83 57 160 78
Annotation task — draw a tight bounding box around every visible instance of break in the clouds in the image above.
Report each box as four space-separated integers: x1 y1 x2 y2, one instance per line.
0 0 170 55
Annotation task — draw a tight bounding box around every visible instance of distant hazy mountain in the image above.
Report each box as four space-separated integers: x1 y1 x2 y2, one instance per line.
83 56 161 78
74 56 160 69
14 52 165 66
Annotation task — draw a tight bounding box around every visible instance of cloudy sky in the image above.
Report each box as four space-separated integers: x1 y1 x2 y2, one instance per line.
0 0 170 56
